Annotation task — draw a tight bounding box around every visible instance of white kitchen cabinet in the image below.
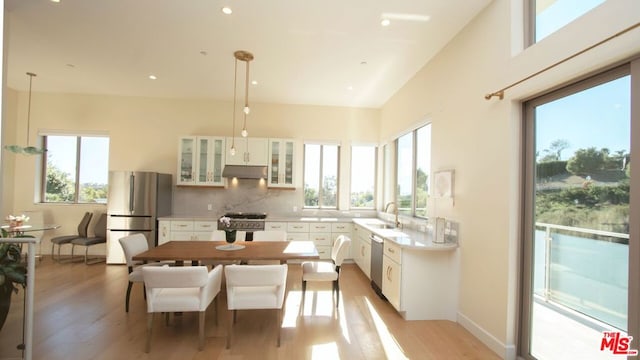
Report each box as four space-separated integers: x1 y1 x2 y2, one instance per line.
158 220 170 245
177 136 225 186
382 241 402 310
268 138 295 188
265 222 286 231
225 137 268 166
159 220 217 244
353 224 371 278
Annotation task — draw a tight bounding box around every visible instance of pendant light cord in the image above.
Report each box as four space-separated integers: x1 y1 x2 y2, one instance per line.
231 59 238 149
26 72 36 146
242 58 250 132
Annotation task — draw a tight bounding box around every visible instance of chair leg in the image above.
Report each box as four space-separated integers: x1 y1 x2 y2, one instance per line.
226 310 234 349
335 280 340 307
145 313 153 353
125 282 133 312
198 311 206 351
276 308 282 347
84 246 89 264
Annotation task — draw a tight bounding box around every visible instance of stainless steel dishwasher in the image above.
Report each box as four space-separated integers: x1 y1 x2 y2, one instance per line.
370 233 387 300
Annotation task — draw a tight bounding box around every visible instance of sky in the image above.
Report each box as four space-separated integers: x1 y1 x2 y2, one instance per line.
47 136 109 184
535 75 630 160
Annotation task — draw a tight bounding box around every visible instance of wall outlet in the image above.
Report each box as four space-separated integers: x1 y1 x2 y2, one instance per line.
207 204 212 211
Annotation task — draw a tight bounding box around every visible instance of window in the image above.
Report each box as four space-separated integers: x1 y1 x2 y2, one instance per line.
521 64 638 359
528 0 605 44
350 145 376 209
303 143 339 208
395 123 432 217
42 135 110 203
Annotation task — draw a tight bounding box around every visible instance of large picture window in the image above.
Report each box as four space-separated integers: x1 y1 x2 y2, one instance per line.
520 63 639 359
42 135 110 203
396 123 431 217
350 145 376 209
303 143 339 209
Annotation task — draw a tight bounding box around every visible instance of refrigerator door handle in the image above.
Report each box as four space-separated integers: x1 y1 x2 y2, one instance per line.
129 173 135 213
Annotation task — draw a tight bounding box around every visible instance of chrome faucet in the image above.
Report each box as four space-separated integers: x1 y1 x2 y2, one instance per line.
385 202 401 228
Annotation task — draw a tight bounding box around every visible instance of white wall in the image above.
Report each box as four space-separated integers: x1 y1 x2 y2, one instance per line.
379 0 640 358
1 91 380 255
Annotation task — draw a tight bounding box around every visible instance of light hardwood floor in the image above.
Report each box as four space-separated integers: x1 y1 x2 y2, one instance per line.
0 258 500 359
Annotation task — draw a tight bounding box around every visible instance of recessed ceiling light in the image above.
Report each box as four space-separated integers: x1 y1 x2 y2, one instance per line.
148 75 157 80
251 80 258 85
381 19 390 27
200 50 208 56
360 61 367 65
65 63 75 68
50 0 60 3
347 86 354 91
221 7 232 15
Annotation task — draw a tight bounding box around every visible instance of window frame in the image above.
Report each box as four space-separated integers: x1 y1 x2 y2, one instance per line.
349 144 377 210
40 133 110 204
302 142 340 209
393 123 432 218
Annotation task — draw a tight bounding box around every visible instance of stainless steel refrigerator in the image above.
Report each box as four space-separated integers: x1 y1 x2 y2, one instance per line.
106 171 172 264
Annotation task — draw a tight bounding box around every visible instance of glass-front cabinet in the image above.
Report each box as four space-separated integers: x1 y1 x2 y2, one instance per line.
177 136 225 186
268 138 295 188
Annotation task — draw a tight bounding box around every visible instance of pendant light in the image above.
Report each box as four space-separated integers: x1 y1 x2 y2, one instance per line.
4 72 46 155
234 50 253 138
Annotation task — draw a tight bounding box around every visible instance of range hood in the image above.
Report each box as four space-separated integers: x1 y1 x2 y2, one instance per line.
222 165 268 179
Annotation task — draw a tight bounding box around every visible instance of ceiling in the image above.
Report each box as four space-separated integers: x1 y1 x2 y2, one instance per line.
4 0 491 109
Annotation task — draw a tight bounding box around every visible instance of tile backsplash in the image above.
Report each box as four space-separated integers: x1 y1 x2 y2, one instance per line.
173 180 299 217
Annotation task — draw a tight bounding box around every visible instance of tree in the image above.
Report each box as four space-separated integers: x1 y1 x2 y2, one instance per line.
566 147 606 176
549 139 570 160
45 161 74 202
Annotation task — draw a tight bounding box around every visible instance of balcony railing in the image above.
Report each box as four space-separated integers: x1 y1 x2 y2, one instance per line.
535 222 629 330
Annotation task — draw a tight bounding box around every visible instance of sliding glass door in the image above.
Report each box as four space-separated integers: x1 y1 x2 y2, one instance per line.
521 62 639 359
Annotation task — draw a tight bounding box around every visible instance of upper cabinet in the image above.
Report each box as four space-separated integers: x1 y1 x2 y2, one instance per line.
268 138 296 188
177 136 225 186
225 137 268 166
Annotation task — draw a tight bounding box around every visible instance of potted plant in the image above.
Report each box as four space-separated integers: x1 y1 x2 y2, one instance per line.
0 230 27 331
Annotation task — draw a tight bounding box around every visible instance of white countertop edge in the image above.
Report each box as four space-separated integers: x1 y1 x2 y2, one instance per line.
158 216 459 251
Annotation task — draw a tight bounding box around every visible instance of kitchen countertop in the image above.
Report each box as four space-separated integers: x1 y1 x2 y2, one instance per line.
352 218 458 251
158 215 458 251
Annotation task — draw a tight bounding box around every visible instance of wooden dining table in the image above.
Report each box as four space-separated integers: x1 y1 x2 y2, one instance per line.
132 240 320 264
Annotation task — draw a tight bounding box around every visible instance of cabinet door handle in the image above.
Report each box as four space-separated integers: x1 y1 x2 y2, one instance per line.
177 224 188 228
388 248 395 254
386 266 392 281
201 224 211 228
361 246 364 257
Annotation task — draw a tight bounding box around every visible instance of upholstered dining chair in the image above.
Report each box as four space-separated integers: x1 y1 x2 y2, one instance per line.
70 213 107 264
248 230 287 265
142 265 223 352
118 233 172 312
224 264 288 349
50 212 92 262
301 235 351 307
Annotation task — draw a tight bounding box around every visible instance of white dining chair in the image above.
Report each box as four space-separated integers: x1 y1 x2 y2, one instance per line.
224 264 288 348
142 265 223 352
301 235 351 307
252 230 287 241
248 230 287 265
118 233 172 312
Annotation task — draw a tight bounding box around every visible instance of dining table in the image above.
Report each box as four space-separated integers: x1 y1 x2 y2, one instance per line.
132 240 320 265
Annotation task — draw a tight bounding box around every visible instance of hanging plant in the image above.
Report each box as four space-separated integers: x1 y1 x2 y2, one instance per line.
0 231 27 331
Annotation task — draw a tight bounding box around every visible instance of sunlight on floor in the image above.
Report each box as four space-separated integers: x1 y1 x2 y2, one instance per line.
282 289 352 344
364 297 408 360
311 342 340 359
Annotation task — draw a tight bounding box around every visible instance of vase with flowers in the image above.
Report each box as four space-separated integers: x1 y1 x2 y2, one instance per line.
6 214 29 229
217 216 244 250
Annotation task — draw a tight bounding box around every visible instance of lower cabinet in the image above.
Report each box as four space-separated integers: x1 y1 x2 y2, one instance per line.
353 224 371 278
158 220 217 245
382 241 402 310
266 221 353 260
